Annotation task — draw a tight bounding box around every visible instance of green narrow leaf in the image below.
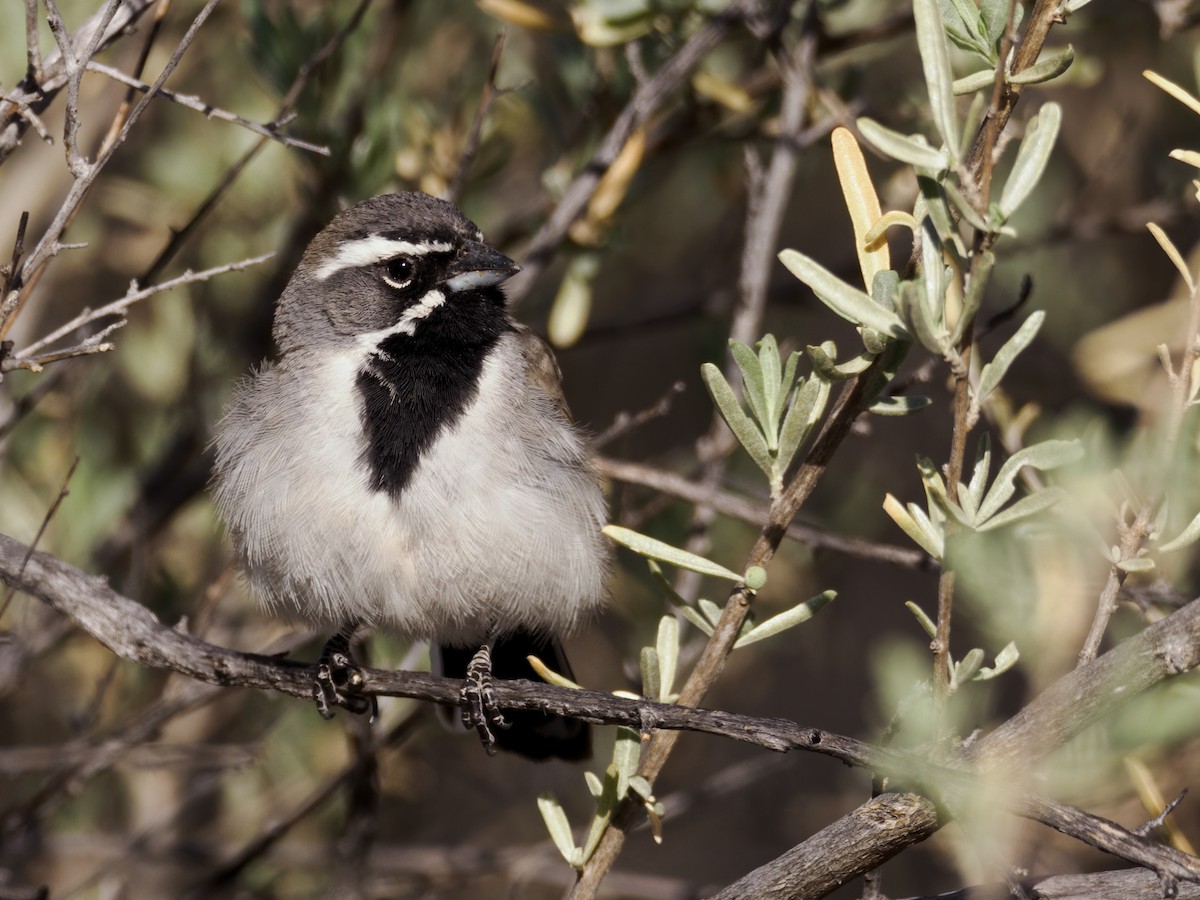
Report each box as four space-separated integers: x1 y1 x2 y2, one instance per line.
1159 510 1200 553
872 269 901 312
648 560 714 636
779 350 801 416
951 250 994 344
951 648 985 689
729 341 770 436
919 219 945 325
906 600 938 638
538 793 580 865
976 486 1067 531
758 335 783 440
580 769 619 862
980 0 1009 48
857 117 950 171
914 0 960 160
1008 45 1075 86
975 641 1019 680
604 525 745 582
943 179 993 233
998 102 1062 219
960 90 990 160
869 395 932 416
639 646 660 700
698 597 724 627
584 770 604 799
965 434 993 515
779 249 910 339
883 493 944 558
976 439 1083 522
898 280 949 353
733 590 836 648
977 310 1046 402
953 69 996 95
777 371 831 467
656 615 679 700
701 362 774 475
612 727 642 798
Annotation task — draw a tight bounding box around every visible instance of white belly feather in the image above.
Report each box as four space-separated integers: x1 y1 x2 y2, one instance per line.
212 333 609 644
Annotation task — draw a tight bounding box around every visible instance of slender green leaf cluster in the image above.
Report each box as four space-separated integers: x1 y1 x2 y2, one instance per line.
701 335 832 497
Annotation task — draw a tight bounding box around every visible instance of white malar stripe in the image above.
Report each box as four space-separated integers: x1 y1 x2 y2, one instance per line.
355 289 447 347
314 235 453 280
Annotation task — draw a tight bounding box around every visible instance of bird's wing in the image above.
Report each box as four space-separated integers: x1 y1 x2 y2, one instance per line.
512 323 572 420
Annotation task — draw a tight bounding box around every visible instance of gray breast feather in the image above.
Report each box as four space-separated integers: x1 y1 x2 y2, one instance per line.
211 332 610 645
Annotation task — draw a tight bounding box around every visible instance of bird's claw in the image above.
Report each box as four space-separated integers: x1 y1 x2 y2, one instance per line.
314 634 378 723
460 643 509 756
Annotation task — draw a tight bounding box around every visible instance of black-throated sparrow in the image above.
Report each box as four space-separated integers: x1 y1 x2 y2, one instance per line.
212 192 610 760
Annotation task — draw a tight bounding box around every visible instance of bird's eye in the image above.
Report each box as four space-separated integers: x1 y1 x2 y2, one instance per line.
382 256 415 289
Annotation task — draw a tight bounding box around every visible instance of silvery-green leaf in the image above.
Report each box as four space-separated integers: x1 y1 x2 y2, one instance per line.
975 641 1019 679
780 350 801 414
1159 510 1200 553
942 0 986 47
980 0 1009 47
943 179 992 234
960 90 990 160
951 250 994 344
857 117 950 171
965 434 993 514
977 310 1046 402
612 727 641 797
806 343 839 380
953 69 997 95
869 395 932 415
538 793 580 865
1008 46 1075 86
639 646 660 700
656 615 679 701
861 327 890 355
998 102 1062 218
779 249 910 339
648 560 714 636
833 351 877 377
701 362 773 475
1118 557 1157 574
872 270 900 312
976 486 1067 531
914 0 959 159
951 648 985 689
884 493 944 558
919 218 945 321
604 525 745 582
580 769 619 861
778 371 830 466
698 597 724 626
729 341 770 438
898 280 949 353
584 770 604 799
733 590 836 648
906 600 938 638
627 775 654 801
976 439 1082 522
758 335 783 440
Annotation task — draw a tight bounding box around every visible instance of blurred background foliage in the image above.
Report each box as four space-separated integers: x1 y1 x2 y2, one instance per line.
2 0 1200 897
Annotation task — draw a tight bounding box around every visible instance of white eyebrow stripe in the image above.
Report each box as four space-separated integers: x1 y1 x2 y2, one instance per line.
355 289 447 346
314 236 454 280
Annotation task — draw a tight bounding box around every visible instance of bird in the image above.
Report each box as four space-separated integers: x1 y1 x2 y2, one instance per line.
211 192 610 760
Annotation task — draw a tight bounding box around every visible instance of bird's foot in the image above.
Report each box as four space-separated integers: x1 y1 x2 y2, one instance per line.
460 642 509 756
314 630 378 723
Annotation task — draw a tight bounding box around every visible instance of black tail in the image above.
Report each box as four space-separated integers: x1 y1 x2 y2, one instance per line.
436 632 591 762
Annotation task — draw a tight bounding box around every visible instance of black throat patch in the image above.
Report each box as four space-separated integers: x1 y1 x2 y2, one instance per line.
356 291 511 497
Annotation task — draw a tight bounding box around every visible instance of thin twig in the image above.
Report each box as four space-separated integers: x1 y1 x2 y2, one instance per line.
444 30 506 204
0 0 222 343
24 0 42 84
5 252 274 369
84 61 330 155
0 457 79 622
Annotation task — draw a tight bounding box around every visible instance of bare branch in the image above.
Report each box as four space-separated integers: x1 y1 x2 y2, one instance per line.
84 61 330 155
2 252 274 373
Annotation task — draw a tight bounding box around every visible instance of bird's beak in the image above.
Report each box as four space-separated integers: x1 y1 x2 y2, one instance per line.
444 241 521 293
